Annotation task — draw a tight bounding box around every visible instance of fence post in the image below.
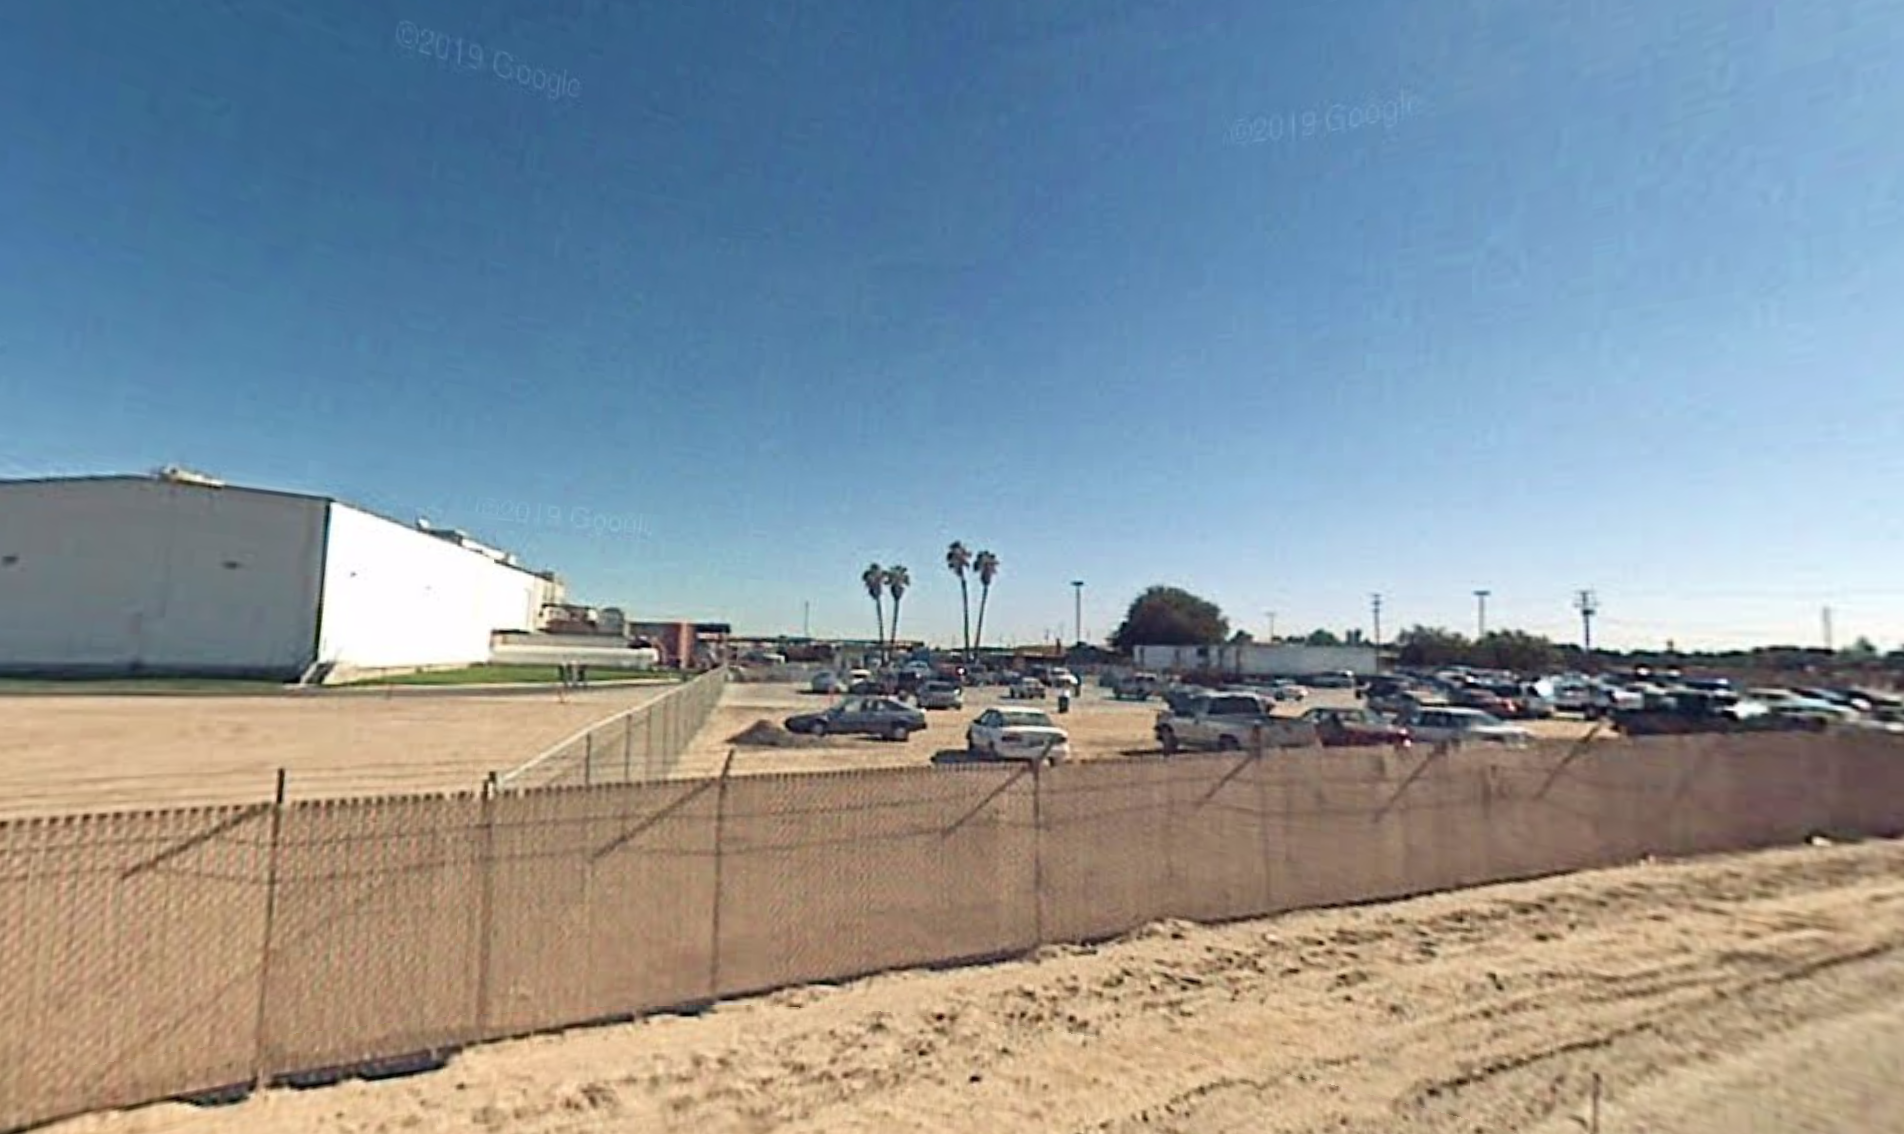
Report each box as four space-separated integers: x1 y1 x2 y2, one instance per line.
647 708 657 778
250 768 288 1088
475 772 498 1040
707 748 737 999
1256 732 1276 915
1031 759 1047 947
584 733 594 787
622 712 633 782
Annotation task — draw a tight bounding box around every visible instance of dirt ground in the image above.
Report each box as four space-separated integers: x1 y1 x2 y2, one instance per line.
46 836 1904 1134
0 683 678 816
677 682 1604 778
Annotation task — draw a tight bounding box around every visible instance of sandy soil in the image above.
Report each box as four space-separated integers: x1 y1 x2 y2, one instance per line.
0 683 677 816
678 683 1603 778
43 836 1904 1134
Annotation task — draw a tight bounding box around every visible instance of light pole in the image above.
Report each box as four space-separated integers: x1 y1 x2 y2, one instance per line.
1370 593 1383 648
1266 610 1276 641
1473 589 1491 638
1070 580 1084 647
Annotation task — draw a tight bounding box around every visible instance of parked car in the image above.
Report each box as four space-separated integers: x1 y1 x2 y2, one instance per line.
783 696 927 740
1398 707 1533 747
1305 670 1358 689
916 680 964 710
1270 680 1308 702
1451 686 1516 716
1046 667 1080 691
1006 677 1048 700
1749 691 1861 725
1111 671 1167 700
1369 684 1441 716
809 670 845 694
847 679 885 695
966 707 1071 764
1155 692 1320 754
1300 706 1411 747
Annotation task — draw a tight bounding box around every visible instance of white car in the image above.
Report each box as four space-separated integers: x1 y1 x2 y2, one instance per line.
1271 681 1307 702
1747 690 1860 725
809 670 845 694
1402 707 1533 747
966 707 1072 764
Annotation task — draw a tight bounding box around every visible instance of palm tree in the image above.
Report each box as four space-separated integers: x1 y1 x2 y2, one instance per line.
884 565 911 658
971 550 999 657
946 541 973 660
861 563 886 661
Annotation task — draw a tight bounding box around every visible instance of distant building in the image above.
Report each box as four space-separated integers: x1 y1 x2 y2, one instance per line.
1134 642 1379 677
0 471 559 680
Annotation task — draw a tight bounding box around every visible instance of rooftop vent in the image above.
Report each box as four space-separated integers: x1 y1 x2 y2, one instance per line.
152 466 225 488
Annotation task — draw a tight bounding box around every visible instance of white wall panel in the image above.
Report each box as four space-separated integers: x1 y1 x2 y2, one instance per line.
0 479 325 675
317 504 546 669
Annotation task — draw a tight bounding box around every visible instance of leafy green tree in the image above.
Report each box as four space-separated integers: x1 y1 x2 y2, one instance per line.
1110 586 1230 653
1301 629 1342 646
1475 629 1561 674
1394 625 1472 668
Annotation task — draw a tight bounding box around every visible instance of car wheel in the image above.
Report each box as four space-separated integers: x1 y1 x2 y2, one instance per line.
810 720 827 737
885 724 904 742
1158 727 1179 755
1217 734 1241 751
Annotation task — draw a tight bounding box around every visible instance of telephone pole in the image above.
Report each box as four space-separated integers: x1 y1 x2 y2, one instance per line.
1071 580 1085 647
1370 593 1384 648
1265 610 1276 641
1822 606 1834 653
1473 589 1491 638
1574 589 1599 662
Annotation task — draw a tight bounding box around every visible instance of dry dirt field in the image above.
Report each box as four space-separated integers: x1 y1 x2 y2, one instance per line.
0 683 678 817
678 682 1604 779
45 836 1904 1134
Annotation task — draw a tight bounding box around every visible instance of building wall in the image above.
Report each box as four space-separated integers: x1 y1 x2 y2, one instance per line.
1134 643 1380 676
315 504 550 670
0 479 326 676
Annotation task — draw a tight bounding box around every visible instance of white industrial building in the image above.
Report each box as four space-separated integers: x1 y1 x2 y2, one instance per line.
0 471 561 680
1134 642 1380 677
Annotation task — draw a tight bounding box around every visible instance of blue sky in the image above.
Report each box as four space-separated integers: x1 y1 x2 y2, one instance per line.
4 0 1903 651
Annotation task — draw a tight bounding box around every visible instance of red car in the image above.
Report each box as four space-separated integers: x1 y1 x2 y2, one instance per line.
1300 707 1412 747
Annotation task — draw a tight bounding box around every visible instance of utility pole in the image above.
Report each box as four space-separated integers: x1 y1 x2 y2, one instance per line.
1071 580 1084 647
802 600 810 638
1473 589 1491 638
1370 593 1384 648
1574 589 1599 663
1266 611 1276 641
1823 605 1834 652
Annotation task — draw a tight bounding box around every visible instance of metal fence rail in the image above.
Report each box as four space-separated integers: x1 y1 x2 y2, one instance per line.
492 667 728 791
4 731 1904 1133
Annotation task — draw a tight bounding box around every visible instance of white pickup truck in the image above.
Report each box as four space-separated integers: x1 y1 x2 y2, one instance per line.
1154 691 1320 754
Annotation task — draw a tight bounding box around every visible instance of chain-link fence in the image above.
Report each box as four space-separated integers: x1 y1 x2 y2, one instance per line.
491 666 728 791
5 730 1904 1132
